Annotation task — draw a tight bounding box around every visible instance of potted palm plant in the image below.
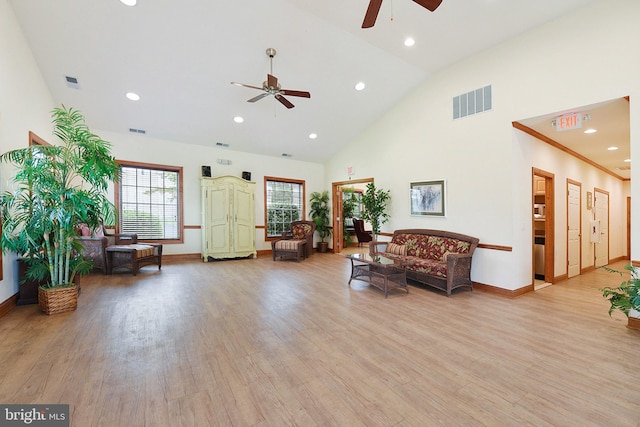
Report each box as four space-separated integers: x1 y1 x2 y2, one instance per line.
309 190 331 253
0 105 119 314
361 182 391 240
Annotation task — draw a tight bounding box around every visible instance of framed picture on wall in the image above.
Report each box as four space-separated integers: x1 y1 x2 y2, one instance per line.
410 180 446 216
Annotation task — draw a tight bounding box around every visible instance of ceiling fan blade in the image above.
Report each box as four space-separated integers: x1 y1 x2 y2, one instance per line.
281 89 311 98
247 93 269 103
412 0 443 12
267 74 278 89
231 82 263 91
275 94 295 109
362 0 383 28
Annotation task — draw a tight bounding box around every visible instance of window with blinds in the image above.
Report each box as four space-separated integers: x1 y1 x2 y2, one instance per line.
265 177 305 238
118 163 181 241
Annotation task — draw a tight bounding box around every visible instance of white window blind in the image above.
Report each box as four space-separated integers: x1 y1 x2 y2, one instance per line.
266 179 304 237
119 165 179 240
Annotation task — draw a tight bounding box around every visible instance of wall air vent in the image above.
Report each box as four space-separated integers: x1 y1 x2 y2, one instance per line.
128 128 146 134
281 153 293 158
453 84 492 120
216 142 229 148
65 75 80 89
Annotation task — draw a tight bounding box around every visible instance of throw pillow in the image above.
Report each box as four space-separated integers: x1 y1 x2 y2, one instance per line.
386 242 406 256
79 223 91 236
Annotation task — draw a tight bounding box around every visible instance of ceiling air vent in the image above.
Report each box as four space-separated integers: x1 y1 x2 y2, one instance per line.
617 166 631 171
216 142 229 148
65 75 80 89
128 128 146 134
281 153 293 158
453 84 492 120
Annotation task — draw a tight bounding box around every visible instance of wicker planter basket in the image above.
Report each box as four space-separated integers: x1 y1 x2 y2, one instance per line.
38 285 78 315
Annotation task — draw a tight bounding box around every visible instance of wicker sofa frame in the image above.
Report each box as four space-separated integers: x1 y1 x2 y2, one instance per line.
371 229 479 296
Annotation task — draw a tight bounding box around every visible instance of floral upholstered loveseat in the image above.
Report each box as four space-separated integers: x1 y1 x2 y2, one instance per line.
371 229 479 296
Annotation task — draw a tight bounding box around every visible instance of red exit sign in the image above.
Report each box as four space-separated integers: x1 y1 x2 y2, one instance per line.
555 113 582 131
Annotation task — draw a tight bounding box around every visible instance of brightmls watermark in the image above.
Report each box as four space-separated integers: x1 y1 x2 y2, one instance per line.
0 405 69 427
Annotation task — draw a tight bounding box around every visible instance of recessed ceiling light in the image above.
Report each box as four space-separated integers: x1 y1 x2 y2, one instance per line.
608 146 619 151
309 133 317 139
355 82 365 91
125 92 140 101
404 37 415 47
624 158 631 162
233 116 244 123
120 0 137 6
584 128 597 134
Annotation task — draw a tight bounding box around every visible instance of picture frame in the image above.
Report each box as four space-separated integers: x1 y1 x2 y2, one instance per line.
410 180 446 216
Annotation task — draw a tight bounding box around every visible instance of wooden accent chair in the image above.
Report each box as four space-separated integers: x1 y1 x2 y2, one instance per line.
353 219 372 247
271 220 315 262
78 224 162 275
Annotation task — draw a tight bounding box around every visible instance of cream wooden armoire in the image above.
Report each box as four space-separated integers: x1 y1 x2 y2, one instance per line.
201 175 256 260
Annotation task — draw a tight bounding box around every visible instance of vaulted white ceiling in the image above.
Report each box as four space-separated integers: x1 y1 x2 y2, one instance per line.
10 0 600 163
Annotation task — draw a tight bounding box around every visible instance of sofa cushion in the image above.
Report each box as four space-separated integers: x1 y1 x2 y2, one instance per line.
275 240 305 251
409 257 447 278
442 250 457 262
391 233 471 260
384 252 448 278
291 223 312 240
386 242 406 256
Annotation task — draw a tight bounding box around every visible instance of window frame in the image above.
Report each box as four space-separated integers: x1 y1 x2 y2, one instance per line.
264 176 306 241
115 160 184 244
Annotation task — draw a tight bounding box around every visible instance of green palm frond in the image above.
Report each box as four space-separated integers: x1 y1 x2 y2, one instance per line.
0 105 119 287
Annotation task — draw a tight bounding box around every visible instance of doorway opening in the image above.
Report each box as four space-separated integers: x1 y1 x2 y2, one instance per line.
331 178 373 254
532 168 555 289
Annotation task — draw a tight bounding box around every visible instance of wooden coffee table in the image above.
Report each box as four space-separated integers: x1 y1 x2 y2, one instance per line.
347 253 409 298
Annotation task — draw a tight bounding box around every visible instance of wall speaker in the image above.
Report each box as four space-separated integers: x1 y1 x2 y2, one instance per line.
202 165 211 177
242 171 251 181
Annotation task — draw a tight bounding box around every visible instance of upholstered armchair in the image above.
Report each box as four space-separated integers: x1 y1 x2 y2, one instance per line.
271 220 316 261
353 219 373 247
77 224 138 273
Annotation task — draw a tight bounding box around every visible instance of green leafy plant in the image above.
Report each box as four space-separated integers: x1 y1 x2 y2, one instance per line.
361 182 391 237
600 264 640 317
309 190 331 243
0 105 119 288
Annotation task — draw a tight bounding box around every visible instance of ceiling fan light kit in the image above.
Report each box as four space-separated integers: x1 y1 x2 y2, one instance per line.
230 48 311 109
362 0 443 28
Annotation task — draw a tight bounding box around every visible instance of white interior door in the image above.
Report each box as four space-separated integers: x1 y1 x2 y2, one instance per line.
594 189 609 267
567 181 581 277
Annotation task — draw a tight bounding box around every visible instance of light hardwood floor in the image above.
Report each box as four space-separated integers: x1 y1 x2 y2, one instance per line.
0 254 638 426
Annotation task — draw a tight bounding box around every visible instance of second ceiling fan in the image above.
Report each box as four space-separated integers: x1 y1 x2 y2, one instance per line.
362 0 443 28
231 48 310 109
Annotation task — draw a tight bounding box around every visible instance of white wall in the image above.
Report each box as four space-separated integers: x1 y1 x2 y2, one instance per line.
98 130 325 255
326 0 640 290
0 0 55 302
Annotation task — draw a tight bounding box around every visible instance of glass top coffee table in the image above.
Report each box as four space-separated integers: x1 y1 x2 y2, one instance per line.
347 253 410 298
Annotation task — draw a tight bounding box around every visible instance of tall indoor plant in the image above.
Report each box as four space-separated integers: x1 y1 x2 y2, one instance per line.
361 182 391 239
0 105 119 314
309 190 331 253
